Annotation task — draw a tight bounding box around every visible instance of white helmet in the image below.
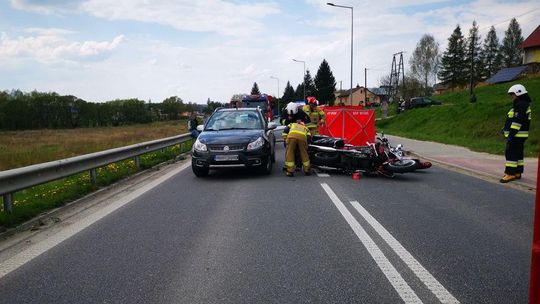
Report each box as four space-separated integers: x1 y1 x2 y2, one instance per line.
285 102 298 115
508 84 527 96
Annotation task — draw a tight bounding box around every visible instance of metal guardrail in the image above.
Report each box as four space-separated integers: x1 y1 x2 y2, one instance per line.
0 133 193 213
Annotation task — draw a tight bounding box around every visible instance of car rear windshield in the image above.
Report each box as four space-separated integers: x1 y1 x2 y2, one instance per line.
205 111 263 130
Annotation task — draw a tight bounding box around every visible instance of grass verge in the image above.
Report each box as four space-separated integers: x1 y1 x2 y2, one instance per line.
0 141 193 230
375 76 539 157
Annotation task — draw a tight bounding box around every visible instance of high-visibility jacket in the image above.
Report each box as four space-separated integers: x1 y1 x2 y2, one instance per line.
282 122 310 141
503 97 531 139
302 105 326 130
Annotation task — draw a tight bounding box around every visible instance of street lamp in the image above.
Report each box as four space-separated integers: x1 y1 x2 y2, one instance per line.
327 2 353 106
270 76 280 98
292 59 306 102
270 75 280 113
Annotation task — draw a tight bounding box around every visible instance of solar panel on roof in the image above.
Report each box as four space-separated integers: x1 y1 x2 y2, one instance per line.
486 66 527 84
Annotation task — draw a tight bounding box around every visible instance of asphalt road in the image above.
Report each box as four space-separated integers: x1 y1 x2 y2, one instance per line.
0 144 535 303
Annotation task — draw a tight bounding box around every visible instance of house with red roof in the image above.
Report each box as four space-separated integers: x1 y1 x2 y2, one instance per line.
521 25 540 64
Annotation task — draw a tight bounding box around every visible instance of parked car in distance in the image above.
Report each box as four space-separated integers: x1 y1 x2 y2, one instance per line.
191 107 277 177
409 97 442 108
397 97 442 113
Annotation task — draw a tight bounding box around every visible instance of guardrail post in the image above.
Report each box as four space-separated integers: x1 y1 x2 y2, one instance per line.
90 169 97 185
135 156 141 169
3 193 13 213
180 143 185 153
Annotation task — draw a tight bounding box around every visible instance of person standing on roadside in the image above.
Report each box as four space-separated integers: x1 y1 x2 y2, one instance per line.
188 112 200 139
500 84 532 183
381 100 389 118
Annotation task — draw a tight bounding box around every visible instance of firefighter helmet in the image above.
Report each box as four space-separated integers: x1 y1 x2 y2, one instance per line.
285 102 298 115
307 96 318 105
508 84 527 96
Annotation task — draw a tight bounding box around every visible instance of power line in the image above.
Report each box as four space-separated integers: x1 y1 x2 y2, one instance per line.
479 7 540 32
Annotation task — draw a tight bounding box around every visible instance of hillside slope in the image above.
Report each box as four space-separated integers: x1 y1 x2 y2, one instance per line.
376 76 539 157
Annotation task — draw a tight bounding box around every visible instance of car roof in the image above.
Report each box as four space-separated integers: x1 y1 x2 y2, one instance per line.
216 107 260 112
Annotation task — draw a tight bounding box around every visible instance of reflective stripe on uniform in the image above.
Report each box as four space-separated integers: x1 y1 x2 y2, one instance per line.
518 160 524 166
510 122 521 130
505 161 518 168
508 109 514 118
289 123 308 137
285 161 295 167
515 131 528 137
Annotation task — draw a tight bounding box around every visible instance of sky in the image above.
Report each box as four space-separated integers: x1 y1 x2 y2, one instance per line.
1 0 539 104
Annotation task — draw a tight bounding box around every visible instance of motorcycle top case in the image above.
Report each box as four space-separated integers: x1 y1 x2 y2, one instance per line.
317 106 376 146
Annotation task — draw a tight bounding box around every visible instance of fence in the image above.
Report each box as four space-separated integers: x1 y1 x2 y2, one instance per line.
0 133 193 213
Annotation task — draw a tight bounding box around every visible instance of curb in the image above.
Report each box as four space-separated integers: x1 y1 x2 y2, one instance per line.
408 151 536 192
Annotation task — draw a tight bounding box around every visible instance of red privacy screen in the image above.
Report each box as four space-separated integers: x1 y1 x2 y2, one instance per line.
318 106 375 146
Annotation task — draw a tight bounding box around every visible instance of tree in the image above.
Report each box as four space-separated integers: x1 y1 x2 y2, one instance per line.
464 21 484 85
501 18 524 67
282 81 295 104
480 26 502 79
438 25 467 88
314 59 336 105
162 96 183 120
303 69 316 97
250 82 261 95
294 83 304 101
409 34 439 95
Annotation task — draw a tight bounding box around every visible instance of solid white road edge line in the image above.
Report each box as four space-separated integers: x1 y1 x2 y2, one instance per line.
0 162 192 279
320 183 423 304
350 201 460 304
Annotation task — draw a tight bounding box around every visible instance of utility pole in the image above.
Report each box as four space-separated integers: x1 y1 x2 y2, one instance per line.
388 52 405 103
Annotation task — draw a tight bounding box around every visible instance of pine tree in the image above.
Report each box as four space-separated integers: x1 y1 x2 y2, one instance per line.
294 83 304 101
480 26 502 79
303 70 316 97
438 25 467 88
464 21 483 85
250 82 261 95
282 81 296 104
314 59 337 105
501 18 524 67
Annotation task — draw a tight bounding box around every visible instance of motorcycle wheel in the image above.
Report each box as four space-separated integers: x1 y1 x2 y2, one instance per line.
312 152 340 164
383 159 418 173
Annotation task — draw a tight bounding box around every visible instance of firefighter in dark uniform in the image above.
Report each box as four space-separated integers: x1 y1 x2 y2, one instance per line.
500 84 532 183
282 102 311 177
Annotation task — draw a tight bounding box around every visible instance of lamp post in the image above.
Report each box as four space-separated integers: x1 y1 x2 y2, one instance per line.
292 59 306 102
270 75 280 113
327 2 353 106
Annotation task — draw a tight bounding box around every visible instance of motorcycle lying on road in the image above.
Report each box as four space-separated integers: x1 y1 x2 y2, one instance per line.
307 133 431 177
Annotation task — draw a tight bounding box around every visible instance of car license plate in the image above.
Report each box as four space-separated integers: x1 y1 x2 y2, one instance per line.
215 154 239 161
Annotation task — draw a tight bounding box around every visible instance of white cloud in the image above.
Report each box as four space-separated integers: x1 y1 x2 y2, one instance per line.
82 0 280 37
0 31 125 64
10 0 82 14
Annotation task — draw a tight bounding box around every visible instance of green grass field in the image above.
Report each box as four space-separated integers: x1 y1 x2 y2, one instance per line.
376 76 539 157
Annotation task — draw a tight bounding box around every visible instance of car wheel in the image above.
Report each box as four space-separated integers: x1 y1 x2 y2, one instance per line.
258 155 273 175
192 164 209 177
